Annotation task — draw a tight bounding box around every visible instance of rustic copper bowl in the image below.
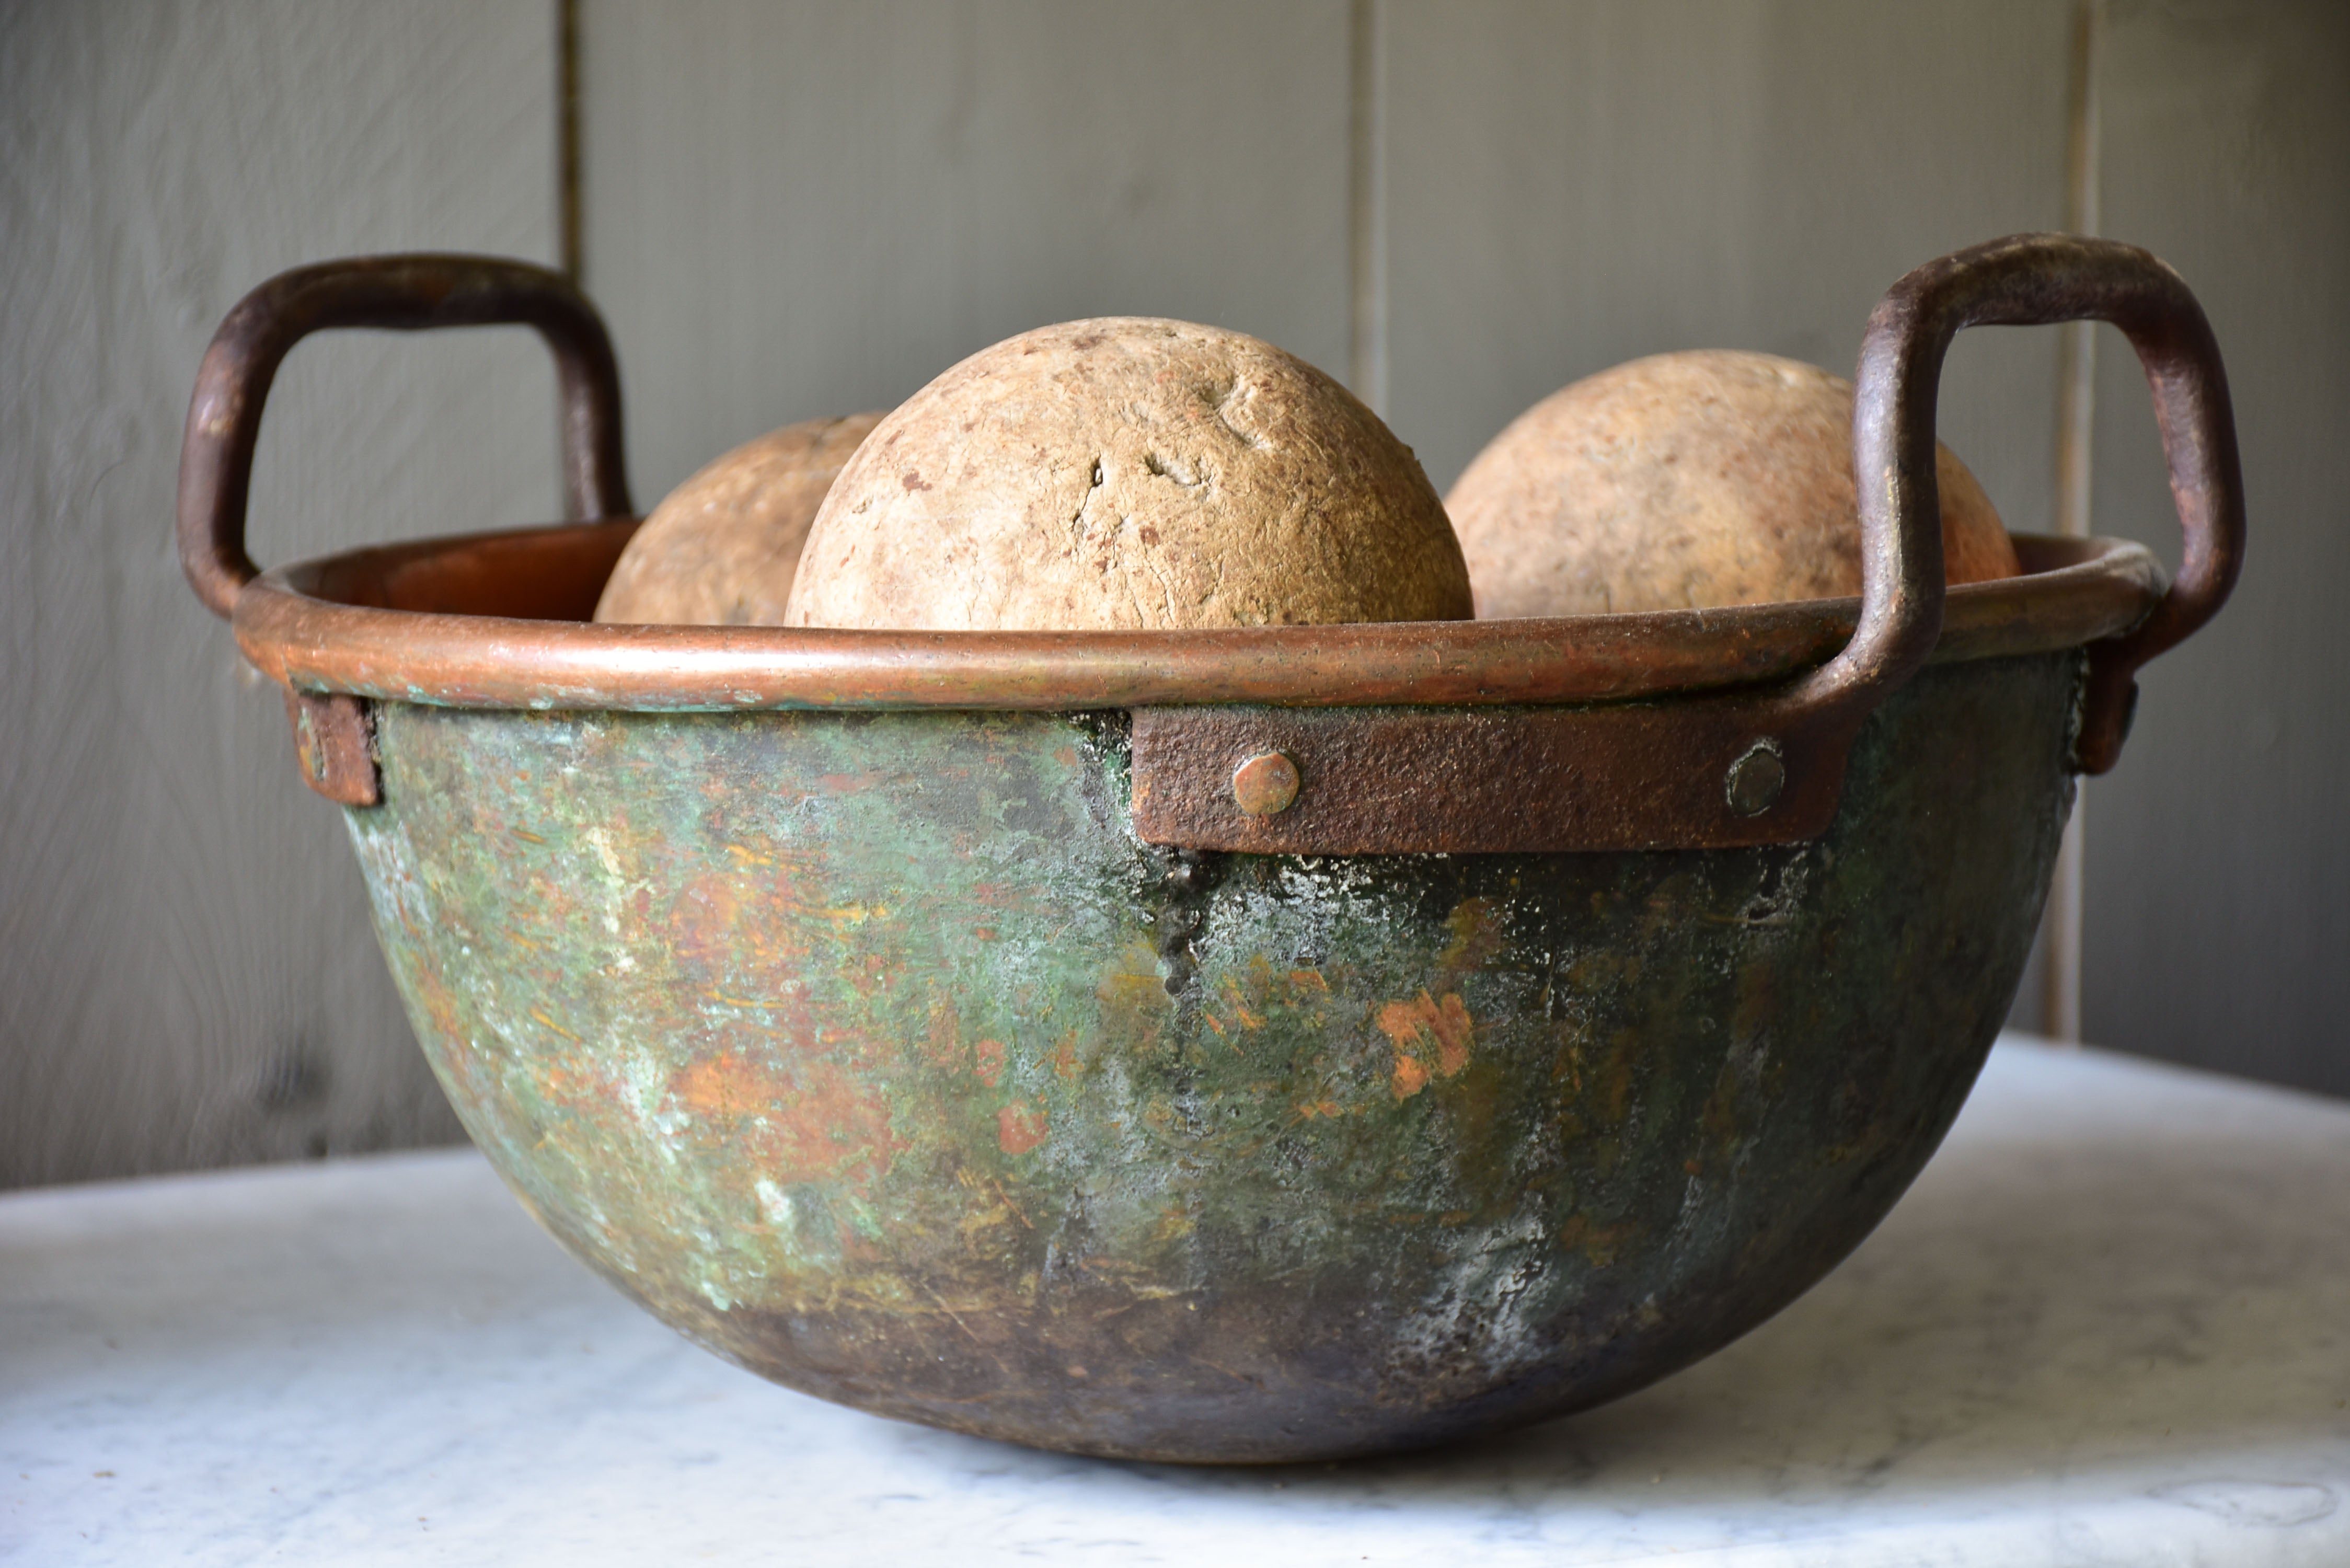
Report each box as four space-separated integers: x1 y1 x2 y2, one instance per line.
178 236 2240 1462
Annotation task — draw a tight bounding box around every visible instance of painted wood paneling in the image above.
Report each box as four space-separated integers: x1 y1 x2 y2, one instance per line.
0 1 559 1184
2080 0 2350 1094
578 0 1355 503
1380 0 2074 502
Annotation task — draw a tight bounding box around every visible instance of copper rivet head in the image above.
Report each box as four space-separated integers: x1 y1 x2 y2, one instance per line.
1725 743 1787 817
1232 751 1301 817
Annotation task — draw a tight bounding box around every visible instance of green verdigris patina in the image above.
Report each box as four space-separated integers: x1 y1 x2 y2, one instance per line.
347 651 2076 1462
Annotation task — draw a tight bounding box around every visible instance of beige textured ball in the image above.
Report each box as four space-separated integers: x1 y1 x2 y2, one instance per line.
1446 350 2019 619
785 318 1471 630
593 412 884 625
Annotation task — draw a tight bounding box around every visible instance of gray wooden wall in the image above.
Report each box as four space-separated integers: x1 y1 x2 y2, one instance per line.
5 0 2344 1189
1 0 552 1184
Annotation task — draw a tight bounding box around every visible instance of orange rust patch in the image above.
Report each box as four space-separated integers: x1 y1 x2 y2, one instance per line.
846 953 892 996
670 859 858 985
974 1037 1007 1087
407 962 466 1047
814 770 883 795
1052 1030 1082 1079
1390 1054 1431 1099
1376 990 1474 1080
997 1101 1048 1155
670 1051 902 1189
673 1052 775 1120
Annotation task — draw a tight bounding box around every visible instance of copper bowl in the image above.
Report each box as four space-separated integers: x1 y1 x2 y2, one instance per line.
177 236 2240 1461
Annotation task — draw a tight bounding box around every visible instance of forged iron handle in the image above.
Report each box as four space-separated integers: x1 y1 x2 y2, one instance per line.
177 253 634 620
1845 233 2243 774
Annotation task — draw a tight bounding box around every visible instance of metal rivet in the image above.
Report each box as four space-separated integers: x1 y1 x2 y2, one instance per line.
1725 743 1786 817
1232 751 1301 817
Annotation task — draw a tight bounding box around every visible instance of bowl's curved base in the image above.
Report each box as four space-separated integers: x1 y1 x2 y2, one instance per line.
351 652 2077 1462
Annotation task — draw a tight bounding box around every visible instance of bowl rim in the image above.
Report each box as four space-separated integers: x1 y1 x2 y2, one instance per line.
234 523 2161 714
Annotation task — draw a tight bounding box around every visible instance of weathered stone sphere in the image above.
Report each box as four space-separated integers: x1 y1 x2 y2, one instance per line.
786 319 1470 630
595 412 884 626
1446 350 2018 619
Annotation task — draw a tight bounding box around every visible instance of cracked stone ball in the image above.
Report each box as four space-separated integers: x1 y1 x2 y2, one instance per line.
784 318 1471 630
594 411 885 625
1446 350 2019 619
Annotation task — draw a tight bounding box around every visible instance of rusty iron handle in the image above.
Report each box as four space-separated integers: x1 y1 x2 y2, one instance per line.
1850 233 2244 774
1134 234 2231 854
177 253 634 621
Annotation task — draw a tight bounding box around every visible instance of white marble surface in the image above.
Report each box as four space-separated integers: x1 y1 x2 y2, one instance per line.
5 1036 2347 1566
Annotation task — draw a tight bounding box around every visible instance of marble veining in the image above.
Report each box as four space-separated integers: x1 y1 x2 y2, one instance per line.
5 1037 2347 1565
